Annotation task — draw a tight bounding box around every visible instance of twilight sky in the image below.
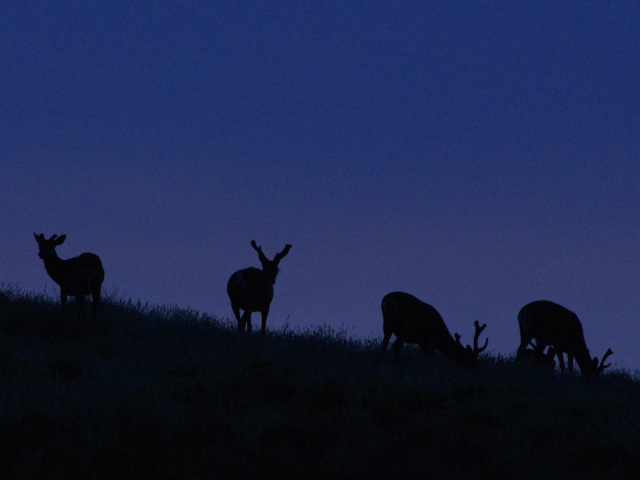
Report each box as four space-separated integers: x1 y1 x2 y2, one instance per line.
2 2 639 370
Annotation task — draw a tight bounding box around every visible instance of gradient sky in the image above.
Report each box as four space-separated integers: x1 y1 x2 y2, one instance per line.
2 2 639 370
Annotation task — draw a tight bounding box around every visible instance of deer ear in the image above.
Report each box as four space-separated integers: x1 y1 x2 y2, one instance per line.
55 235 67 245
33 233 41 242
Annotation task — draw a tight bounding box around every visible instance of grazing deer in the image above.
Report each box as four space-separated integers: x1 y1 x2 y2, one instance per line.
517 300 613 376
381 292 488 367
227 240 292 335
33 233 105 321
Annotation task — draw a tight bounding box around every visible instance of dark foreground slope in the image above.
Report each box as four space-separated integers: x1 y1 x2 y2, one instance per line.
1 286 640 480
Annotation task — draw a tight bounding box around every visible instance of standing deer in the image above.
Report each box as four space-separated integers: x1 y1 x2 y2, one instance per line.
227 240 292 335
381 292 488 367
33 233 105 321
517 300 613 376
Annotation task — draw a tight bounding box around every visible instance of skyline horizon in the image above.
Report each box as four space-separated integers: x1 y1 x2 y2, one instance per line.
8 232 625 373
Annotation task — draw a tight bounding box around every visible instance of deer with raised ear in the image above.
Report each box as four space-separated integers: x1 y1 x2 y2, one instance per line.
517 300 613 377
33 233 105 322
381 292 488 367
227 240 292 335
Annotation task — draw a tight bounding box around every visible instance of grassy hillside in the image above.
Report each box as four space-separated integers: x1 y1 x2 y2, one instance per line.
1 285 640 480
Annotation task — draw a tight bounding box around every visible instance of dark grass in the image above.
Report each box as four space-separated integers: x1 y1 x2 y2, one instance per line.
1 284 640 479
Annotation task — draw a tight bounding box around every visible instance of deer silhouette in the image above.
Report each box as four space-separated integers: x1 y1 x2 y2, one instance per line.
381 292 488 367
227 240 292 335
517 300 613 376
33 233 105 321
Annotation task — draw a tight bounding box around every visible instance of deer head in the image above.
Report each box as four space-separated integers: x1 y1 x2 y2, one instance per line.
34 233 67 260
588 348 614 376
454 320 489 360
250 240 291 285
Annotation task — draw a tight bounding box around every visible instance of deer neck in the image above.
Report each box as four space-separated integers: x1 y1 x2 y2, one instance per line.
437 329 471 364
572 347 595 374
261 265 279 285
42 253 68 285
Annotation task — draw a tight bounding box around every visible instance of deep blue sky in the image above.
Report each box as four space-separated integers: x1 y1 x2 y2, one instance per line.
2 2 639 370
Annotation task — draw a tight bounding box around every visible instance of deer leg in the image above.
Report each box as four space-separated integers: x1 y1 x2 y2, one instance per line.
557 351 566 374
567 354 574 374
75 295 86 322
381 332 392 353
60 291 67 319
420 343 434 362
533 342 550 367
91 287 101 320
231 304 243 331
392 338 405 356
242 311 252 332
260 309 269 336
516 338 532 358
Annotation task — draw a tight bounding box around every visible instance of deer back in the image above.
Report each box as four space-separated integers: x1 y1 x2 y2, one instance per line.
382 292 450 344
518 301 588 354
60 253 105 295
227 267 275 311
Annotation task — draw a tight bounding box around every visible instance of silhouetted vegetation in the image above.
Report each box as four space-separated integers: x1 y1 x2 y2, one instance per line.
1 284 640 479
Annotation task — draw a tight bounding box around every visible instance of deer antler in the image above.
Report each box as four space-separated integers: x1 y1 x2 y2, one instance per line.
455 321 488 357
250 240 268 263
596 348 614 373
473 321 488 354
274 244 292 262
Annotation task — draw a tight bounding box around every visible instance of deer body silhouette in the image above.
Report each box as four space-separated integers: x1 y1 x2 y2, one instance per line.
517 300 613 376
381 292 488 367
227 240 292 335
33 233 105 321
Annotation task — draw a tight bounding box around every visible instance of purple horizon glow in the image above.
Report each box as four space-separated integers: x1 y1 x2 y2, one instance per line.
2 2 639 371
